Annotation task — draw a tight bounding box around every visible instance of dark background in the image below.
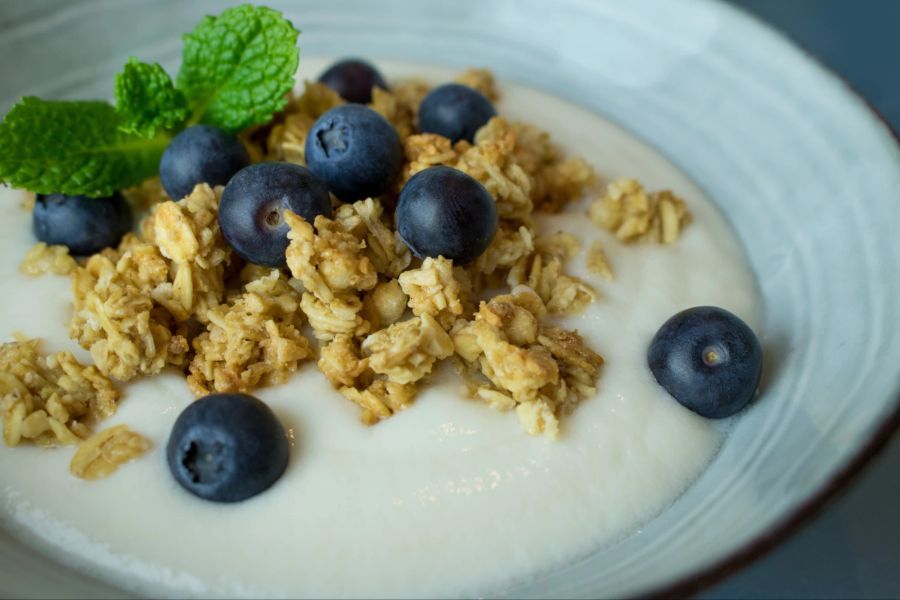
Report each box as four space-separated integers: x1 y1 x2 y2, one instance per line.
704 1 900 598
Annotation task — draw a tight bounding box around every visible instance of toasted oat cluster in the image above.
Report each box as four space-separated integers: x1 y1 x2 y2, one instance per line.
0 337 119 447
122 177 169 212
508 232 596 314
589 178 692 244
7 68 696 451
451 288 604 438
20 243 77 276
316 313 452 425
454 68 500 102
398 257 464 328
187 267 312 396
69 424 151 480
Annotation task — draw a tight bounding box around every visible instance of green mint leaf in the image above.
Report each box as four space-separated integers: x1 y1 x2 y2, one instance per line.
115 57 188 138
177 4 300 133
0 97 168 197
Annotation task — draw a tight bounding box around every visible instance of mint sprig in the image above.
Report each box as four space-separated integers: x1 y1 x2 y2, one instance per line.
115 58 189 138
178 5 300 132
0 4 300 198
0 98 167 197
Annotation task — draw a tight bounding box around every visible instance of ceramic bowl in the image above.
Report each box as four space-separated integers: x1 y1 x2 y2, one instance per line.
1 0 898 597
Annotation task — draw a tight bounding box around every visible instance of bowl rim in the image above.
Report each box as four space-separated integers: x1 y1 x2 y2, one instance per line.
0 2 898 598
645 2 900 597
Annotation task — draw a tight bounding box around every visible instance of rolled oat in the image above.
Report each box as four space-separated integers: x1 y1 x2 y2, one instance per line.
70 424 150 480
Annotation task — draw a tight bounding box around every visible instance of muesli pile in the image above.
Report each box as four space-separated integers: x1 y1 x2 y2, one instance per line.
0 5 711 497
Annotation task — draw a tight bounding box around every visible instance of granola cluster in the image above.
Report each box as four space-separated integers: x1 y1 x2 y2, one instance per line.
400 118 597 307
20 243 77 276
589 178 691 244
452 288 604 438
283 207 455 423
0 337 119 447
187 267 312 396
316 315 451 425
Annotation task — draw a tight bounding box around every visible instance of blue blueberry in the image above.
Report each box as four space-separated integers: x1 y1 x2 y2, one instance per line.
218 162 332 268
396 166 497 264
318 58 388 104
647 306 763 419
33 193 132 256
418 83 496 143
305 104 402 201
159 125 249 200
166 393 290 503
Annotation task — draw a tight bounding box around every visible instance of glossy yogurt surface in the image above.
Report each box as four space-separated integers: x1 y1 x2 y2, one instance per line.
0 60 762 598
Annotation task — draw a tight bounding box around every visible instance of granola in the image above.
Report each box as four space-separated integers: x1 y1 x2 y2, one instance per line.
20 243 77 277
454 68 500 102
318 333 419 425
589 178 691 244
506 232 595 315
318 334 369 389
452 288 603 438
285 211 378 302
401 133 459 184
300 291 370 341
508 251 596 315
70 424 150 480
147 184 232 322
455 131 533 221
70 246 189 381
361 313 454 385
335 198 411 278
368 78 431 141
6 67 700 449
474 117 595 212
68 184 230 380
586 241 614 280
340 380 417 425
122 177 168 211
321 313 453 424
187 268 312 396
398 257 465 329
361 279 408 331
0 337 119 447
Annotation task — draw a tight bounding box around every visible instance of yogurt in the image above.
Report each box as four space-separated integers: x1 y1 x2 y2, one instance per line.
0 60 762 598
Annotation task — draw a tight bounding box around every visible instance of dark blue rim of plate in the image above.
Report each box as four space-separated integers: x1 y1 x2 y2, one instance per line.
646 3 900 598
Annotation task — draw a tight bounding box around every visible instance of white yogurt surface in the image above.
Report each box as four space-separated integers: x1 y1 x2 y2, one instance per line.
0 60 762 598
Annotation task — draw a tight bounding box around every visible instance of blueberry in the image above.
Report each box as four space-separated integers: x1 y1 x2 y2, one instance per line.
166 393 290 503
396 166 497 264
418 83 496 143
159 125 249 200
647 306 763 419
318 58 388 104
218 162 332 267
33 193 132 256
305 104 402 201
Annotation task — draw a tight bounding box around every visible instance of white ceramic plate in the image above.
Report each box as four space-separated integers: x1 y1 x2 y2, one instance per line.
1 0 898 597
